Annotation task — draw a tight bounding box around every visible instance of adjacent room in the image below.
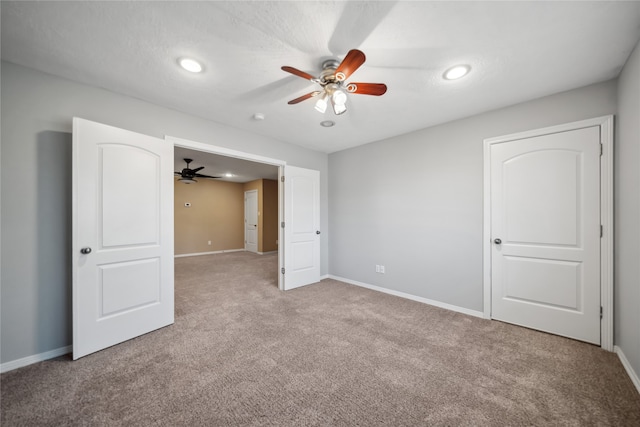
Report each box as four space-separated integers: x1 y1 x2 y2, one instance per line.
173 148 280 259
2 1 640 425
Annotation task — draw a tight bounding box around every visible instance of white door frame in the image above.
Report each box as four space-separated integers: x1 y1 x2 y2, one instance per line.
482 115 614 351
166 136 286 290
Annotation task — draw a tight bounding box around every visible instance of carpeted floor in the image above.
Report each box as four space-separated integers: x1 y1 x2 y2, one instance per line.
2 251 639 426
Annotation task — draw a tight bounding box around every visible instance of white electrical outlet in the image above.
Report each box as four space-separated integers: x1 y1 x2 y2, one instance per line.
380 265 385 274
375 265 380 273
207 241 211 245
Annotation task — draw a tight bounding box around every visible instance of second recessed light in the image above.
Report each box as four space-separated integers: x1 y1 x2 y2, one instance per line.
179 58 203 73
443 64 471 80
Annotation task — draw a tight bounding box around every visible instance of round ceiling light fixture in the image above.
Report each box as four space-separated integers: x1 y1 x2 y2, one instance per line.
178 57 203 73
320 120 335 127
443 64 471 80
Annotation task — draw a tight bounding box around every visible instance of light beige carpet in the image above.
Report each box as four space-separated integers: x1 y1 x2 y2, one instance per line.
2 251 639 426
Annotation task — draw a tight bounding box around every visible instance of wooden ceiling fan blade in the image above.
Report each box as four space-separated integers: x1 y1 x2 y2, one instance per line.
346 82 387 96
335 49 366 81
281 66 317 81
287 91 321 105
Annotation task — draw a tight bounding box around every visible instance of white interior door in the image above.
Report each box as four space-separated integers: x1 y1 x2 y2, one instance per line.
72 118 174 359
284 166 320 290
489 125 601 344
245 190 258 253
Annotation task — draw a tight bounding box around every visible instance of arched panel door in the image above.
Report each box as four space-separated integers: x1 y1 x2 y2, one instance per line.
284 166 320 290
73 118 174 359
489 126 601 344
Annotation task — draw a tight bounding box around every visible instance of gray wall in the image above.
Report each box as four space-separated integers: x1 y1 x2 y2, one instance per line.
0 61 329 364
329 80 618 312
615 40 640 379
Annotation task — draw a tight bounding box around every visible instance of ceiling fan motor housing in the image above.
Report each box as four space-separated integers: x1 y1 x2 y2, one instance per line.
320 59 341 84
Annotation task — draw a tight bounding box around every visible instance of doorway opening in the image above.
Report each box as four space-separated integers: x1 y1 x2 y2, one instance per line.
168 135 285 290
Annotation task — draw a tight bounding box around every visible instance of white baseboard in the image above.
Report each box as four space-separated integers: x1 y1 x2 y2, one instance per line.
175 249 244 258
614 346 640 394
257 251 278 255
1 345 72 374
320 274 329 280
328 275 484 318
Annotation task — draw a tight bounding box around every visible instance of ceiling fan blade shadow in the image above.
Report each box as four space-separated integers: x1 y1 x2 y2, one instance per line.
347 83 387 96
237 76 307 102
360 48 452 70
328 1 398 55
209 1 328 54
288 91 321 105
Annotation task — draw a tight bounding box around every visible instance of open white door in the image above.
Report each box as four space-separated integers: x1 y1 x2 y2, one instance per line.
283 166 320 290
72 118 174 359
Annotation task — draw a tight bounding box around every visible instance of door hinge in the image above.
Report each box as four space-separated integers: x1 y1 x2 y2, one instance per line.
600 306 603 319
281 176 285 182
281 267 285 274
600 144 603 156
600 225 603 238
281 221 285 228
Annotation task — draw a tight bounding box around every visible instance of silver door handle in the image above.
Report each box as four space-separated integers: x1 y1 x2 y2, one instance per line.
316 230 321 235
80 247 92 254
494 238 502 245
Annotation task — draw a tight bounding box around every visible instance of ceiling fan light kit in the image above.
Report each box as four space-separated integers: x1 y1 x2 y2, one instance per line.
178 177 197 184
282 49 387 116
314 92 328 113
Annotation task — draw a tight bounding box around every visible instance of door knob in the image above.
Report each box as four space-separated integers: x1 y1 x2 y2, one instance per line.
316 230 321 235
80 247 92 254
494 238 502 245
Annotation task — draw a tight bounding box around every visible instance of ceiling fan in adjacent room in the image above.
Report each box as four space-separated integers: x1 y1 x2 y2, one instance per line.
282 49 387 115
175 158 220 184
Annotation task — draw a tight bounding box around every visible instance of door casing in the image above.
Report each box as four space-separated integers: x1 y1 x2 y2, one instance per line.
482 115 614 351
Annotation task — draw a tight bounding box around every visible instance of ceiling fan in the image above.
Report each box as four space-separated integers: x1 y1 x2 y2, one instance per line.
282 49 387 115
175 158 220 184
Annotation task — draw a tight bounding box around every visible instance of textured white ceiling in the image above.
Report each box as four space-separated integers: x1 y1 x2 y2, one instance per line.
2 1 640 154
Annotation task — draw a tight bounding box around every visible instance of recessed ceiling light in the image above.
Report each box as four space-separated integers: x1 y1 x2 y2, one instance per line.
320 120 335 127
443 64 471 80
178 58 203 73
252 113 265 121
225 173 234 178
